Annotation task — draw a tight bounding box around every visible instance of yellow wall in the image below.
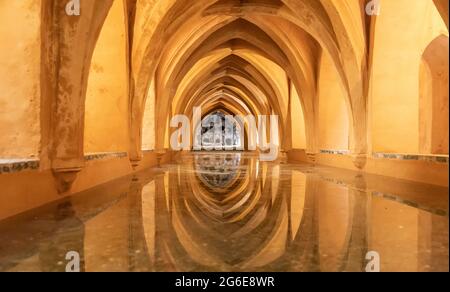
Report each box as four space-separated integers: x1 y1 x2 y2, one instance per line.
370 0 448 153
419 35 449 154
0 0 41 158
318 52 350 150
142 79 156 150
419 59 434 153
84 0 129 153
290 84 307 149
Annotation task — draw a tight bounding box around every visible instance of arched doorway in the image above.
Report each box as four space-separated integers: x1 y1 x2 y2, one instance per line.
194 111 243 151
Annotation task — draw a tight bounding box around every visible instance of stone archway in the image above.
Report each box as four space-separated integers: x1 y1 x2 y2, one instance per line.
40 0 114 192
419 34 449 154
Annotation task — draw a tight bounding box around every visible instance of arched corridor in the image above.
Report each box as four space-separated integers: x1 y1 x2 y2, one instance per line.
0 0 448 272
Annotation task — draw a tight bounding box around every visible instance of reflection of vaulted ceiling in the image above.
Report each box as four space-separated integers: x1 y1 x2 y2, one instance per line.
195 153 242 191
150 153 356 271
168 153 302 269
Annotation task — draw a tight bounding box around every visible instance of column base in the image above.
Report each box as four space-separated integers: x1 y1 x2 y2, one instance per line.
306 152 317 164
352 153 368 170
52 168 82 194
130 159 141 169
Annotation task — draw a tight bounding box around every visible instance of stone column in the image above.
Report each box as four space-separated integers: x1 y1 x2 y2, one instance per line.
40 0 113 193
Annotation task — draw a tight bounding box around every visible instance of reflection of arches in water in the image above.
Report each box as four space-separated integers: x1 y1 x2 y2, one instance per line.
0 162 376 272
195 111 242 151
195 153 242 189
145 157 371 271
148 155 315 270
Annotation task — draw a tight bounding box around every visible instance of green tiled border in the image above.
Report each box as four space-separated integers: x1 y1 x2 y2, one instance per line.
373 153 448 164
318 150 449 164
0 159 40 174
84 152 128 161
320 150 350 155
0 152 129 174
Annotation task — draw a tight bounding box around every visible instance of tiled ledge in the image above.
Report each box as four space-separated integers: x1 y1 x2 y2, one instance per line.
0 159 40 175
372 153 449 164
84 152 128 161
318 150 448 164
0 152 129 175
320 149 350 155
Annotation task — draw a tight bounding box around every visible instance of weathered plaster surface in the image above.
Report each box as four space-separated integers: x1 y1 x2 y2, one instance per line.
0 0 41 158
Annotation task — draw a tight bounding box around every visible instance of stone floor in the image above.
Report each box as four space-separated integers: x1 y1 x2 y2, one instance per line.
0 152 448 272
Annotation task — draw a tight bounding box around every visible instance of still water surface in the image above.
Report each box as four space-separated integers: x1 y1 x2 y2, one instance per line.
0 153 448 272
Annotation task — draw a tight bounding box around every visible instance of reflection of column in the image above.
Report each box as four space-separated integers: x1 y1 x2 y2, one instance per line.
284 166 295 245
153 173 172 271
287 175 320 272
127 177 152 272
141 181 157 270
417 210 433 271
289 170 307 242
430 213 449 272
38 202 85 272
342 190 368 272
341 175 368 272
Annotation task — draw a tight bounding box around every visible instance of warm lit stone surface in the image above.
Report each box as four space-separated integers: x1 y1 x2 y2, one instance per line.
0 153 447 272
0 1 447 273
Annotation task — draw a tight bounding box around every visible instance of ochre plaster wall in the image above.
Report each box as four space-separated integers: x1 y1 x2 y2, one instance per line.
370 0 448 154
419 35 449 155
0 0 41 158
317 52 350 150
84 0 129 154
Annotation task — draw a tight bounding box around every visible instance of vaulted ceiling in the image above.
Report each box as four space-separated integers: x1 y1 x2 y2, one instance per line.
40 0 448 173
